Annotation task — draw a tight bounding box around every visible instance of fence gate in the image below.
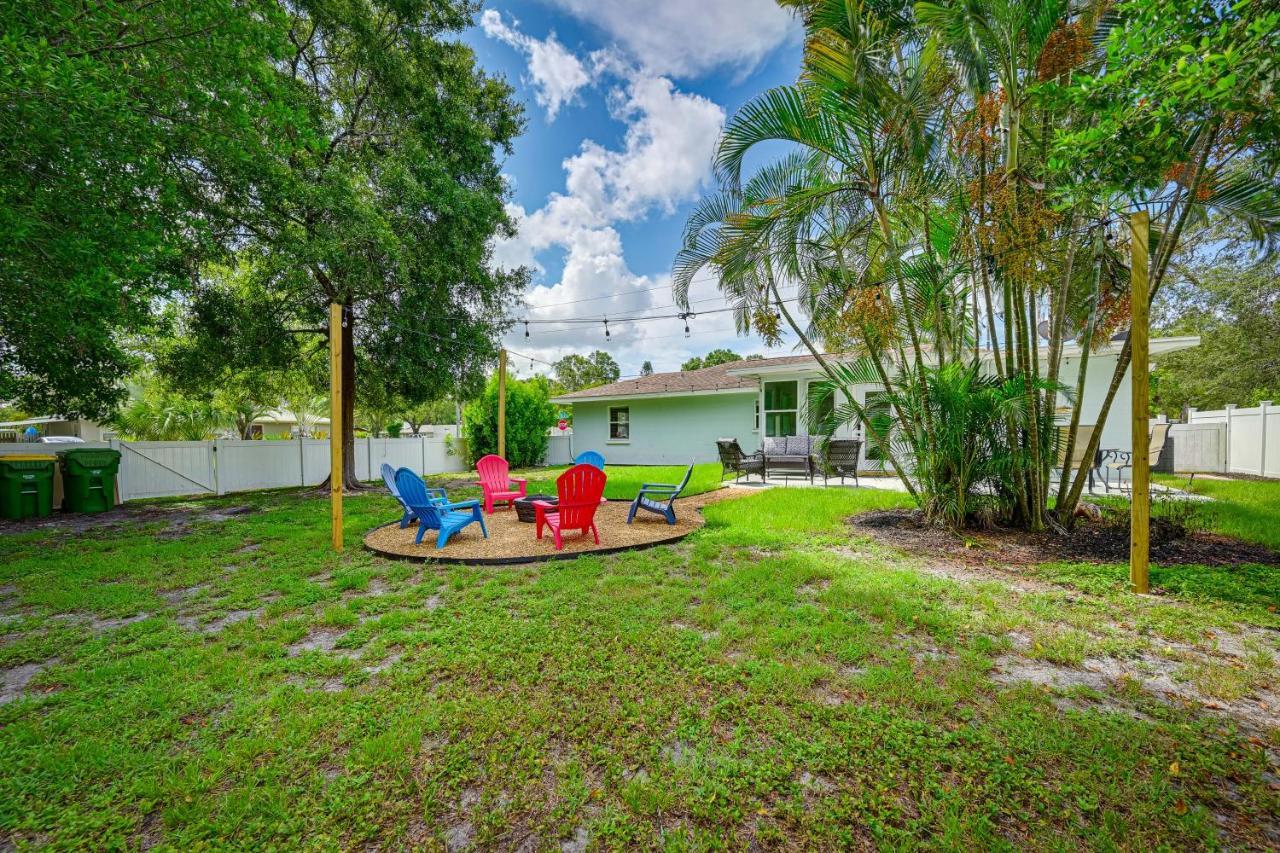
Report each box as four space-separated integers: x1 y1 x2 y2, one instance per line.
115 441 217 501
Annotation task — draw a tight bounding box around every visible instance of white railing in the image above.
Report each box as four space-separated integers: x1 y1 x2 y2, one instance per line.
1179 401 1279 478
0 435 466 503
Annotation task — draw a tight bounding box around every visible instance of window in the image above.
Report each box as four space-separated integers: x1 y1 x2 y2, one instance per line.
809 384 835 432
862 392 892 461
608 406 630 441
763 380 798 437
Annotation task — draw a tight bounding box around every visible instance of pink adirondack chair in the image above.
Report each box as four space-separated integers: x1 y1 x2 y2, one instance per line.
475 454 527 514
533 464 607 550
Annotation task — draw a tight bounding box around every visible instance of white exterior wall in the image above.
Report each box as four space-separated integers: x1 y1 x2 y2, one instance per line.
1056 352 1133 454
569 393 757 465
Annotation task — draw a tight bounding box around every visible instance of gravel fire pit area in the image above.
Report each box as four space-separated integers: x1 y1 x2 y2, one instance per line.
364 490 737 563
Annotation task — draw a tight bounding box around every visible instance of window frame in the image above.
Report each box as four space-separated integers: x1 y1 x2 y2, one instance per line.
763 380 799 437
608 405 630 442
862 391 892 461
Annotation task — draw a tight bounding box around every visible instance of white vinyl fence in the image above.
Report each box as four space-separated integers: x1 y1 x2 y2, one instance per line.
545 433 574 466
1167 401 1280 478
0 435 466 504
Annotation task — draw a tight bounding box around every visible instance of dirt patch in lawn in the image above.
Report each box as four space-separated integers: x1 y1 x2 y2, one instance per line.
850 509 1280 568
0 502 259 537
364 489 743 563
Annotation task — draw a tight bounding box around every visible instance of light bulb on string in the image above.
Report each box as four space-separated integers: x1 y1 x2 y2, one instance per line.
604 319 610 340
523 321 529 338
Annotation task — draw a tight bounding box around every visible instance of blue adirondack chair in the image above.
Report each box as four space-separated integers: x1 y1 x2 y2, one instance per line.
627 463 694 526
574 450 605 470
381 462 451 528
394 468 487 548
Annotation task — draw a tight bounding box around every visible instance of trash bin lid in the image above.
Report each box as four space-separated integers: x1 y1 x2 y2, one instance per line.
0 454 58 462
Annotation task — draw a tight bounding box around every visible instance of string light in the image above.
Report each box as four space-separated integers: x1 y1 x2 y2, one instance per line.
679 311 694 338
603 319 610 340
523 320 529 338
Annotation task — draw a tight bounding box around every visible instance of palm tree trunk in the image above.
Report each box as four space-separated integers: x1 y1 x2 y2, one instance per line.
1056 246 1102 520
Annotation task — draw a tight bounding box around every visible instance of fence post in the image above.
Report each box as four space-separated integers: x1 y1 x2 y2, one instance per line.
421 434 427 475
1260 401 1272 479
1224 404 1236 474
110 439 125 503
212 439 223 495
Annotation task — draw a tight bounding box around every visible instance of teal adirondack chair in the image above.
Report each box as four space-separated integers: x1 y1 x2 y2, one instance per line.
627 463 694 526
394 468 487 548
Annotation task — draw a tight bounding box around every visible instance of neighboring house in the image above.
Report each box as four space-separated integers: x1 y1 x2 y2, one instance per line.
250 410 330 439
552 336 1201 468
0 416 113 443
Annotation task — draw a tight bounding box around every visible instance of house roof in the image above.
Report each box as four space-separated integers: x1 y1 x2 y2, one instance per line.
550 353 825 403
550 336 1201 404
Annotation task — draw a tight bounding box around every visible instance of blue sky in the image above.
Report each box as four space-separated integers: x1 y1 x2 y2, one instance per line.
466 0 804 377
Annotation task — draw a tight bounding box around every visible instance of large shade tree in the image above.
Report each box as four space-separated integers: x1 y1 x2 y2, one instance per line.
164 0 527 487
552 351 621 392
0 0 292 417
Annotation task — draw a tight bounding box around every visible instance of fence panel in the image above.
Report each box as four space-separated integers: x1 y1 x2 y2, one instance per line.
367 438 421 478
302 440 331 486
1227 410 1264 476
116 441 216 501
216 440 304 494
1167 423 1225 473
545 434 573 466
423 436 464 474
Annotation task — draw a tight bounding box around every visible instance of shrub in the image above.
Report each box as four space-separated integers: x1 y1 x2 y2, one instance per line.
463 375 556 468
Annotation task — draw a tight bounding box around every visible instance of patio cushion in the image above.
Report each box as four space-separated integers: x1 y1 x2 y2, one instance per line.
762 436 818 458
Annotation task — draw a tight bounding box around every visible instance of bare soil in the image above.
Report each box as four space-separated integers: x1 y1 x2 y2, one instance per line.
851 509 1280 568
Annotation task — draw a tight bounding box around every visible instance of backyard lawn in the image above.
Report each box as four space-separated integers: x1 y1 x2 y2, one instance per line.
1 470 1277 848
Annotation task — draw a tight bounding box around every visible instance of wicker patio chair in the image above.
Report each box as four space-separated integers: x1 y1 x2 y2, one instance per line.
715 438 764 482
823 439 862 486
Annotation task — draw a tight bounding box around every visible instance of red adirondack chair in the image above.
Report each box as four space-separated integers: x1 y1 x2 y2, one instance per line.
533 464 607 550
475 454 527 514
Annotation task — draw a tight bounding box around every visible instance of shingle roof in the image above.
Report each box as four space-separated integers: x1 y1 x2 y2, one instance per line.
551 353 823 402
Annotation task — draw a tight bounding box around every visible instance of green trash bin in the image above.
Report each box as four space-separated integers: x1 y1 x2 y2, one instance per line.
0 455 58 520
58 448 122 513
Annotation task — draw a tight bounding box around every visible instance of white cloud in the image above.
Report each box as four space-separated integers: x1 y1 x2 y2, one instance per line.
480 10 591 120
564 74 724 221
543 0 798 79
483 28 780 375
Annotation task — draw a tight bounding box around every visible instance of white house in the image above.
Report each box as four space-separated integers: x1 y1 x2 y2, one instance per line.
552 336 1201 468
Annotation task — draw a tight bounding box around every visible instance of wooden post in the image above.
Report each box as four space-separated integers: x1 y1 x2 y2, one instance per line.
497 348 507 459
329 303 344 552
1129 211 1150 593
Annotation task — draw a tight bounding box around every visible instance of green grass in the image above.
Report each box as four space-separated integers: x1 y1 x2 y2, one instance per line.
1155 473 1280 551
520 462 726 500
0 475 1276 848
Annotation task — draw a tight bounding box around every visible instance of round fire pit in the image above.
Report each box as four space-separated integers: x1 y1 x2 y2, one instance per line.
513 494 557 523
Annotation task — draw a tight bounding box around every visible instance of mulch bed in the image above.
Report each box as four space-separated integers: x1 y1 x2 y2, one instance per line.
851 509 1280 568
364 489 741 564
